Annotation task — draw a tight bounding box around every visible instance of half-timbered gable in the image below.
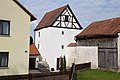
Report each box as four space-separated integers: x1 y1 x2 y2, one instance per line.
52 5 82 29
34 5 82 31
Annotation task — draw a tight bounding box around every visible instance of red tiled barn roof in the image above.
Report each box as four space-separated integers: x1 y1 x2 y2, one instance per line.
67 43 77 47
13 0 36 21
29 43 40 56
76 17 120 40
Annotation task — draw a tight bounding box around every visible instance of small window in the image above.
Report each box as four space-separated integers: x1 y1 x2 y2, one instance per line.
0 52 9 67
61 45 64 49
38 44 40 49
38 32 40 37
62 31 64 35
64 15 69 22
0 20 10 35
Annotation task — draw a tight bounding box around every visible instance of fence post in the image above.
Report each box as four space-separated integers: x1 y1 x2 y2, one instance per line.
70 63 76 80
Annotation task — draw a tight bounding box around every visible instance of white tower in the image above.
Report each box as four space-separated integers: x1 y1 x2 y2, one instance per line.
34 4 82 70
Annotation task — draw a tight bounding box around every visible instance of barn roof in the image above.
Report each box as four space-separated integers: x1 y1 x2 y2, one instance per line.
67 43 77 47
34 4 82 31
76 17 120 40
30 43 40 56
13 0 36 21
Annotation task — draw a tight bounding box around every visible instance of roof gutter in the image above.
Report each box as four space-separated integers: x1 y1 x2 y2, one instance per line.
75 34 118 40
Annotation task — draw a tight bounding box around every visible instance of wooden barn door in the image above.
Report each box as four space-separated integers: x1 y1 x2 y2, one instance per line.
98 51 107 68
108 50 117 70
98 49 118 71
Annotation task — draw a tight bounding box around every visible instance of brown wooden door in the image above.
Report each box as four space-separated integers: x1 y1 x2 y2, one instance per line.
29 58 36 69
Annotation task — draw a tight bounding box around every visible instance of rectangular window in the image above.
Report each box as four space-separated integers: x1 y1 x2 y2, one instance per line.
38 44 40 49
62 31 64 35
61 45 64 49
0 20 10 35
64 15 69 22
38 32 40 37
0 52 9 67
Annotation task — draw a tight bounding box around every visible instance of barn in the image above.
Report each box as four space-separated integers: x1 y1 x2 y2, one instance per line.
75 17 120 71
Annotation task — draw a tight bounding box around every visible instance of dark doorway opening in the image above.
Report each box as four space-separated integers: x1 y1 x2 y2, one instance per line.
29 58 36 69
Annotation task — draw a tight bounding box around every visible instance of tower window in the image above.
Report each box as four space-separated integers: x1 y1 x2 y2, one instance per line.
38 32 40 37
62 31 64 35
61 45 64 49
38 44 40 49
64 15 69 22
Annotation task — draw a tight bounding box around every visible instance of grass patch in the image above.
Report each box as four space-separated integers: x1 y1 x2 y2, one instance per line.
77 69 120 80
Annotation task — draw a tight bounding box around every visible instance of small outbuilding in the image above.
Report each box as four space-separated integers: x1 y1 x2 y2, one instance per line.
29 36 42 70
29 43 42 69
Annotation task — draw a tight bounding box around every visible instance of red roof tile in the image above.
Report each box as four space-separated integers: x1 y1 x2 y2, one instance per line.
67 43 77 47
34 5 66 31
76 17 120 39
13 0 36 21
30 43 40 56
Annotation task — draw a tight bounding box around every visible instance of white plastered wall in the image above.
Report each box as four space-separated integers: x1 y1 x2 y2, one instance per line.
35 27 81 70
66 46 98 69
117 33 120 71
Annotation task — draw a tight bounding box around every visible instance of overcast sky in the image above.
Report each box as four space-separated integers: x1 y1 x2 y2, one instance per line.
19 0 120 37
